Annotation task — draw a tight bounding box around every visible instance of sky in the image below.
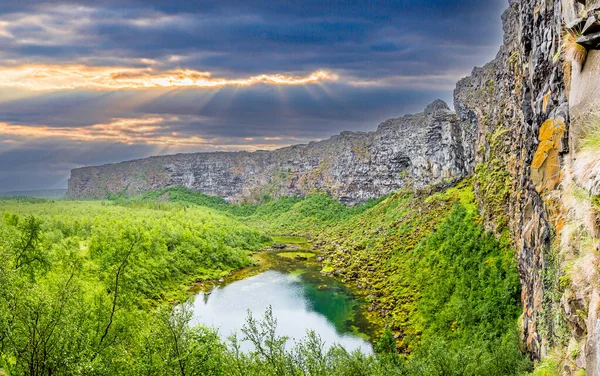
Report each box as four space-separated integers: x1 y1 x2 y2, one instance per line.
0 0 507 192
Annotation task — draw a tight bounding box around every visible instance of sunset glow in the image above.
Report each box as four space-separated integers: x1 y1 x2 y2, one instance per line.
0 65 339 91
0 118 304 150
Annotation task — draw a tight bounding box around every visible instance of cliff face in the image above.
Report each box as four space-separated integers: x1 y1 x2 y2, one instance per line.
68 100 474 204
456 0 600 372
454 0 568 360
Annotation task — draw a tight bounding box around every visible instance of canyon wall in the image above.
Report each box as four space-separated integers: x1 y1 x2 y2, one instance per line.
457 0 600 373
454 0 567 361
68 100 474 205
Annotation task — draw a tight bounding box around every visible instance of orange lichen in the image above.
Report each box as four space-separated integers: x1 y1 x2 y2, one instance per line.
564 61 572 99
531 119 566 194
542 90 552 113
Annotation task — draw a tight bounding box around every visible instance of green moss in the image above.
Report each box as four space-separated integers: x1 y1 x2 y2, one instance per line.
474 125 512 232
271 236 311 249
321 264 335 274
276 252 316 260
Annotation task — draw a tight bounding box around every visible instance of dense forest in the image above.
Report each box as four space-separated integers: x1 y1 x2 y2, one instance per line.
0 183 534 375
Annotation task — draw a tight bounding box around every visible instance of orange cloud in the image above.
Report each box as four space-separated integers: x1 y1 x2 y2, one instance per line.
0 118 303 151
0 64 338 91
0 117 198 145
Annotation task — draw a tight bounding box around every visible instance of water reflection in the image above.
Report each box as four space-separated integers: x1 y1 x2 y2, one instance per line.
191 269 373 353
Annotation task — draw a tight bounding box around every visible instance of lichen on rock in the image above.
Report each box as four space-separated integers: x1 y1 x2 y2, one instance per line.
531 118 566 195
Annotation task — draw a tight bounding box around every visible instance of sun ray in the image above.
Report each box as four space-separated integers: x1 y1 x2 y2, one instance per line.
0 64 339 91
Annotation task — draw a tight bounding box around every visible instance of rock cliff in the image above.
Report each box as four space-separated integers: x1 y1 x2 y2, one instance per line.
68 100 474 204
456 0 600 372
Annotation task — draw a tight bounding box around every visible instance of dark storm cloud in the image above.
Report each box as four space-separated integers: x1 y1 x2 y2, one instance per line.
0 0 507 191
0 0 506 76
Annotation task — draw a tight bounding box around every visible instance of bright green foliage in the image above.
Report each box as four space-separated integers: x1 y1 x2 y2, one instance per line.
279 180 530 372
0 180 532 375
414 205 520 339
114 186 262 216
411 205 523 360
114 186 385 233
242 193 385 233
0 199 269 375
133 304 227 375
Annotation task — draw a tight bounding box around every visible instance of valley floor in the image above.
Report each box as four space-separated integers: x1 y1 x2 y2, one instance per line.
0 181 536 375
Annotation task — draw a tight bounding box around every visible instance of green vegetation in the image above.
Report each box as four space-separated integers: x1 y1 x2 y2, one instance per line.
562 28 587 68
0 180 532 375
580 118 600 151
288 181 529 372
276 251 316 259
114 186 386 234
0 199 268 375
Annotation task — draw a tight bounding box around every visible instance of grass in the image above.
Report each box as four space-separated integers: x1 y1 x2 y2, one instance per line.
271 236 311 249
563 27 587 68
276 251 316 260
579 117 600 151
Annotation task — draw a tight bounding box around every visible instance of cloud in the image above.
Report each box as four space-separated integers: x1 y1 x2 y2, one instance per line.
0 116 318 149
0 83 450 131
0 1 504 79
0 65 338 91
0 0 508 191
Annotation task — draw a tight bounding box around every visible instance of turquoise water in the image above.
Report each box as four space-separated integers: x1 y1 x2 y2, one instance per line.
191 250 373 353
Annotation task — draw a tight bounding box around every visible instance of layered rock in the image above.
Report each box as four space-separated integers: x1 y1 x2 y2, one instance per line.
68 100 474 204
456 0 600 372
454 0 569 360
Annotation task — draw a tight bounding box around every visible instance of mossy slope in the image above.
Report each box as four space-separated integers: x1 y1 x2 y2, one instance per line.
131 182 529 371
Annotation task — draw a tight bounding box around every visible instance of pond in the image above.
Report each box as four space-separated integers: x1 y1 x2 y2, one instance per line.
190 236 373 354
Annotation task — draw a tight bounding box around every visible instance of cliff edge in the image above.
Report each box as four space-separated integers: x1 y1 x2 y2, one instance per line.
67 100 474 205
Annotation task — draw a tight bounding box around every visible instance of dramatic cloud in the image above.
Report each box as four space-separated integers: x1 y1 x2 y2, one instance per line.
0 116 315 148
0 0 507 191
0 65 338 90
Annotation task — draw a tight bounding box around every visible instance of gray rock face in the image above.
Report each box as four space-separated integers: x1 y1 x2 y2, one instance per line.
455 0 600 368
67 100 475 204
454 0 569 360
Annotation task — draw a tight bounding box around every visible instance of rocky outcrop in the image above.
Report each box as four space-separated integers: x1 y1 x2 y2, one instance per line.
68 100 475 204
454 0 569 359
455 0 600 372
